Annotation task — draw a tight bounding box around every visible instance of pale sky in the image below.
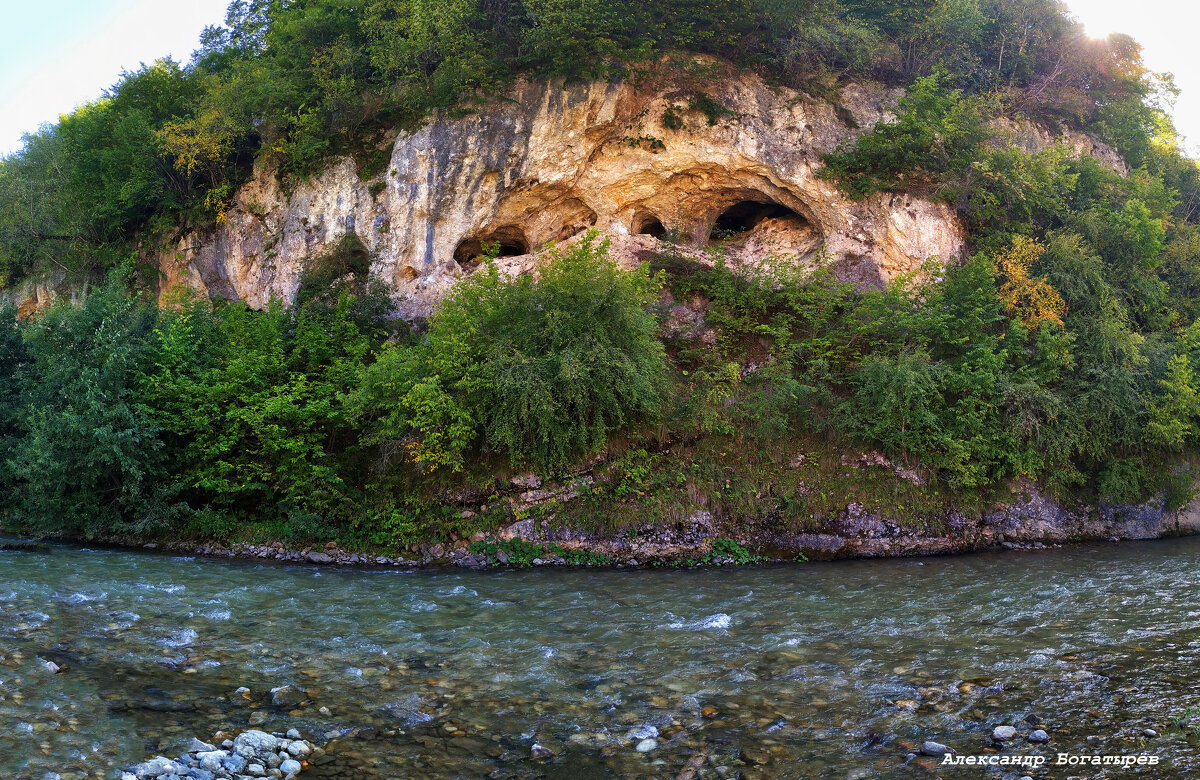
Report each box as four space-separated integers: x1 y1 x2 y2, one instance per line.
0 0 1198 156
0 0 229 155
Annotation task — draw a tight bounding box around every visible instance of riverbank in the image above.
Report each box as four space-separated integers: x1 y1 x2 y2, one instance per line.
13 477 1200 570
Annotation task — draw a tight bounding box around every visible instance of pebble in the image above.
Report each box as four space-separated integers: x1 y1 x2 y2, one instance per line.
1028 729 1050 742
991 725 1017 741
270 685 307 707
530 743 554 759
1144 728 1159 738
919 741 954 756
635 738 658 752
627 724 659 742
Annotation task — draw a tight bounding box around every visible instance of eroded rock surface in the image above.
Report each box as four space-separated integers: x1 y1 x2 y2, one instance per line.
150 65 969 318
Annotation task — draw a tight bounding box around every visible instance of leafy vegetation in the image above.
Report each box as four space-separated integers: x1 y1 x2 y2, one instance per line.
0 0 1163 287
704 538 765 565
361 232 668 474
468 537 612 567
2 0 1200 558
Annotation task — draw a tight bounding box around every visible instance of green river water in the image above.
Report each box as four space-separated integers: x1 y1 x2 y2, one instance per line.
2 537 1199 778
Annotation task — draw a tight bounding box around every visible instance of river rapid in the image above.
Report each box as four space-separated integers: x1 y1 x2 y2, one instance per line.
2 537 1199 779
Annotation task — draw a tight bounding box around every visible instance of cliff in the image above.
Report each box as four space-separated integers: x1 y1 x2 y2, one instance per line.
147 66 971 319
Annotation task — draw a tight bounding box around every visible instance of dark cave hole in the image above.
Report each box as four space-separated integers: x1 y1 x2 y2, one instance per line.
453 227 530 265
634 213 667 238
709 201 802 242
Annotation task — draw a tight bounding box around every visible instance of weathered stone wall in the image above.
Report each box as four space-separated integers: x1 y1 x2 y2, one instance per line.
148 68 970 319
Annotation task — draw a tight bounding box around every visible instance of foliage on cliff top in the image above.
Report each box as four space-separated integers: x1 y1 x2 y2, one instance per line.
0 0 1178 288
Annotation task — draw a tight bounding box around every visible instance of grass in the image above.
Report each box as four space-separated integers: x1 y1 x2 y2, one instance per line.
468 537 612 567
550 431 964 540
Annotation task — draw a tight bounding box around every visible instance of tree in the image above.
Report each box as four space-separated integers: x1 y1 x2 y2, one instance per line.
11 284 171 537
850 351 941 462
1146 354 1200 449
994 235 1067 331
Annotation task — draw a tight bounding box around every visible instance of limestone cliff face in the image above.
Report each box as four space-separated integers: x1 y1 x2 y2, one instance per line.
152 69 972 318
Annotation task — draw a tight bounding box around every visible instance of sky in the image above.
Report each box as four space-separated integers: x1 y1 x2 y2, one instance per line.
0 0 229 155
0 0 1199 156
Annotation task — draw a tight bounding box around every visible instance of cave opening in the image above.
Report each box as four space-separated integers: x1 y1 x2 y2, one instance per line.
555 199 599 241
633 212 667 239
709 200 803 242
453 226 530 266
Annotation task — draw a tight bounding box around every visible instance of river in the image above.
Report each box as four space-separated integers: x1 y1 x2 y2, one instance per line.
2 537 1198 778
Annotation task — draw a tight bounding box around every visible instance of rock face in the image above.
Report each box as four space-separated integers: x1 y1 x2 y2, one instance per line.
149 63 969 319
0 272 87 318
765 479 1200 560
993 117 1127 175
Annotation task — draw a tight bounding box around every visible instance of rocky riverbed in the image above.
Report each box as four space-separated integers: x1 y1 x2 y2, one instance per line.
3 538 1196 778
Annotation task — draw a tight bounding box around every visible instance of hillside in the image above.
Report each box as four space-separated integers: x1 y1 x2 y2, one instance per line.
2 0 1200 562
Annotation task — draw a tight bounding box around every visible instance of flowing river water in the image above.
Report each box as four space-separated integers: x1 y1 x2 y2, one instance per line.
3 537 1200 779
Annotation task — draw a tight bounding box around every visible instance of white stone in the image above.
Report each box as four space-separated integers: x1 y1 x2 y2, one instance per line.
285 741 311 758
234 729 280 753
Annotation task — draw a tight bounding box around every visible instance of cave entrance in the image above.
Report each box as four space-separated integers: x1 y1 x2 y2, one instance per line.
453 226 530 266
709 201 803 242
633 212 667 239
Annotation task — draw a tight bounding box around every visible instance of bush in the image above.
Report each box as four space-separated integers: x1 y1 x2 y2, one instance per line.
142 294 374 525
0 305 28 506
363 231 669 473
10 285 173 537
703 537 765 565
821 71 991 199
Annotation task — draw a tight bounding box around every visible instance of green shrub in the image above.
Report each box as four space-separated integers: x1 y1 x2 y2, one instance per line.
141 291 378 528
0 305 27 505
703 537 764 565
11 284 174 537
468 536 612 567
363 231 669 474
821 71 991 199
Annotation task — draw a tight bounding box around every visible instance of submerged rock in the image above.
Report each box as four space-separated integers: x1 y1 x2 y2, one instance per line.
270 685 308 707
